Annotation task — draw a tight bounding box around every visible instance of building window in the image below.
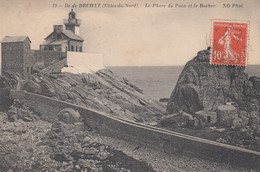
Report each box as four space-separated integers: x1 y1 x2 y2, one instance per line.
79 47 82 52
27 67 29 73
57 34 62 39
71 46 74 52
66 46 68 51
76 46 78 52
49 46 53 50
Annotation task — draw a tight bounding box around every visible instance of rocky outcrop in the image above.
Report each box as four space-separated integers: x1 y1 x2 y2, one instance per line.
164 49 260 151
7 103 39 122
249 76 260 91
217 105 238 127
167 49 260 115
0 69 165 123
0 72 21 110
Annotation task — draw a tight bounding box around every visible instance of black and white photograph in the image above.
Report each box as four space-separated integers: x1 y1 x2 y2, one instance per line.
0 0 259 171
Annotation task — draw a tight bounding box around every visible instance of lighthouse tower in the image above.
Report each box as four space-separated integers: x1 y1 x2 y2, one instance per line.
63 9 81 35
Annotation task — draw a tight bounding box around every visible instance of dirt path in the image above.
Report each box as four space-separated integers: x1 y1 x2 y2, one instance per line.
91 132 255 172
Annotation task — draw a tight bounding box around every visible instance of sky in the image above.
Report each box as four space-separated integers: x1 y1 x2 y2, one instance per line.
0 0 259 66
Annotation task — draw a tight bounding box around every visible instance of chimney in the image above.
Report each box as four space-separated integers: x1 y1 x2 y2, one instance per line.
53 25 64 34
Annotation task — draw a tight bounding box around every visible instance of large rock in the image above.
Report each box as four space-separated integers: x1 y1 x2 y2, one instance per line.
217 105 238 127
51 121 68 133
17 69 165 123
239 111 249 127
231 117 243 130
160 111 194 128
0 72 21 110
249 76 260 91
167 49 260 114
57 108 81 124
7 104 39 122
248 111 260 126
194 110 217 125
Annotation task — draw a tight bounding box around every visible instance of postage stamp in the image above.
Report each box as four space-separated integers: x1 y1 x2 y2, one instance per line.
211 19 249 66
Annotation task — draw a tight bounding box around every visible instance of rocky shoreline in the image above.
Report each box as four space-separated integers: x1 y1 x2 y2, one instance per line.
0 106 253 172
164 49 260 152
0 49 259 171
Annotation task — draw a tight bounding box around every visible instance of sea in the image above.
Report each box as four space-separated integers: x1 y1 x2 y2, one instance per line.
108 65 260 102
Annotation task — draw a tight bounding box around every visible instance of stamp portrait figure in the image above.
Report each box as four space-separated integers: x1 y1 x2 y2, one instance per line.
218 25 242 62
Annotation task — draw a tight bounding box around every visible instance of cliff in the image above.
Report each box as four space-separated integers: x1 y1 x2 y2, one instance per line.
167 49 260 115
0 69 165 123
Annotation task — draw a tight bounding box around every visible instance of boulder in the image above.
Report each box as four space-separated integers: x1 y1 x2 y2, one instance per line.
194 110 217 125
160 111 194 128
167 49 260 115
249 99 259 112
217 105 238 127
0 72 21 110
7 105 18 122
248 111 260 126
231 117 243 130
51 121 67 133
249 76 260 91
253 125 260 137
7 104 38 122
24 80 42 94
0 88 13 111
239 111 249 127
57 108 81 124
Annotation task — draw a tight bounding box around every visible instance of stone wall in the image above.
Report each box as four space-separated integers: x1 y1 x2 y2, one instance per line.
24 50 36 77
41 58 67 74
1 40 65 78
33 50 64 67
10 90 260 169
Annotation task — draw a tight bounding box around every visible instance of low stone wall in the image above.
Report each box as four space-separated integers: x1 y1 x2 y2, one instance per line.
10 90 260 169
33 50 64 67
41 58 67 74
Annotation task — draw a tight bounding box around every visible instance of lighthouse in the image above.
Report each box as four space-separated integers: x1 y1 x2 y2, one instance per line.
63 9 81 35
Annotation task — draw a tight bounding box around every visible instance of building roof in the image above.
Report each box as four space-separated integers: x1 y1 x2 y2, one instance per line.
41 39 68 46
44 29 83 42
1 36 31 43
62 30 83 41
50 40 68 45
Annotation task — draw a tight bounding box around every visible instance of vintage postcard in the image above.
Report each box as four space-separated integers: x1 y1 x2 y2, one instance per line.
0 0 259 171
